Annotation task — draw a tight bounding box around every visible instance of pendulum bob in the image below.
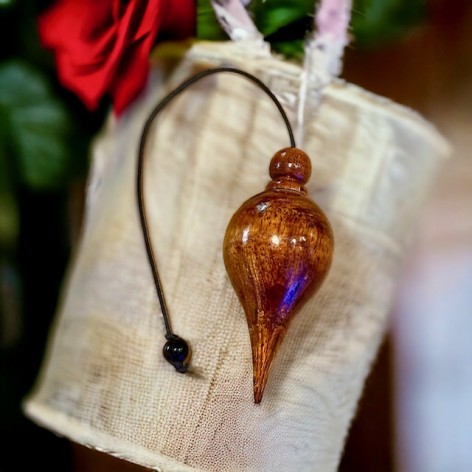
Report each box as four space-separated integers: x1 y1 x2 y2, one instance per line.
223 148 334 403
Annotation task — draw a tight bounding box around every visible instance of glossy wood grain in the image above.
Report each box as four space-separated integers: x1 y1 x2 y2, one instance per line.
223 148 334 403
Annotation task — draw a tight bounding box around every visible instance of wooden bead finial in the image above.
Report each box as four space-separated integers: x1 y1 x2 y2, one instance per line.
269 147 312 184
223 147 334 403
267 148 313 194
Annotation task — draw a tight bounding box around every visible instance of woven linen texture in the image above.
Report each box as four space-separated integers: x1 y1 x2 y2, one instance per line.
24 41 450 471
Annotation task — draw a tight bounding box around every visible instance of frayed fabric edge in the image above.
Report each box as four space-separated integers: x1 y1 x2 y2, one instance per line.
23 399 201 472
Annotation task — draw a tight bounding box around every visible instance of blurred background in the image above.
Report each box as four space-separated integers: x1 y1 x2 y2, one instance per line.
0 0 470 470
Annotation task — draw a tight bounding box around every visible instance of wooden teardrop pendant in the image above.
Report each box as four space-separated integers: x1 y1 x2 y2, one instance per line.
223 147 334 404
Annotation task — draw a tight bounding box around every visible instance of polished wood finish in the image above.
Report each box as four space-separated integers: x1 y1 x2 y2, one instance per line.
223 148 334 403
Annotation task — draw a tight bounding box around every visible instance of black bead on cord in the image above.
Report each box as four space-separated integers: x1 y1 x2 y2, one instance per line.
136 67 296 373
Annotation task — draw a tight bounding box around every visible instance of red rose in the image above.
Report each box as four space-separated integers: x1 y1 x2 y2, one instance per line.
39 0 195 115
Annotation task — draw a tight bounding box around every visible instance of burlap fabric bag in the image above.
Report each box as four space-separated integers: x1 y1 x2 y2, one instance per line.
24 3 450 471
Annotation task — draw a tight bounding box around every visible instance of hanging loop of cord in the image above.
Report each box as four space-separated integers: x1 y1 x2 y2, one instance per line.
136 67 295 373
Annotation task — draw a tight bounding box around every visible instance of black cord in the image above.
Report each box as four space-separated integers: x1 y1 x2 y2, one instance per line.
136 67 295 370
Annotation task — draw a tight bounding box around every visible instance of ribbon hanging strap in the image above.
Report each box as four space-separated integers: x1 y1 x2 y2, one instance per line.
297 0 353 144
211 0 265 42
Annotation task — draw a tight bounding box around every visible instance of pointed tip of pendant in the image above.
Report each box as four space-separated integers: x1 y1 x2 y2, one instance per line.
251 353 274 405
250 323 285 405
253 386 264 404
252 354 271 404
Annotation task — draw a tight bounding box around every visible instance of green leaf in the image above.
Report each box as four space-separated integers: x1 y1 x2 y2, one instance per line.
0 151 18 251
0 60 72 190
0 0 16 11
352 0 426 48
250 0 315 37
197 0 227 40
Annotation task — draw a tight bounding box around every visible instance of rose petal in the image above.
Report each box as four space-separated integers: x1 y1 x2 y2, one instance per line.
38 0 196 113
